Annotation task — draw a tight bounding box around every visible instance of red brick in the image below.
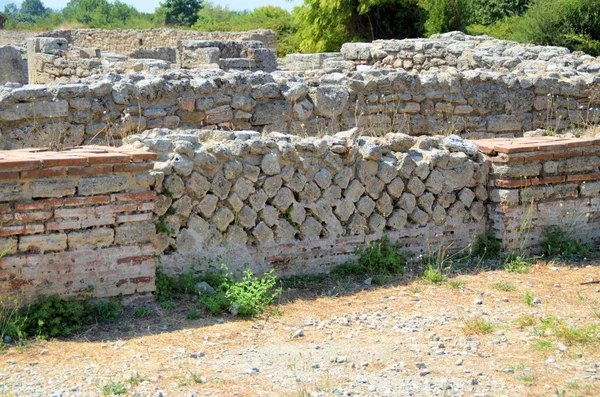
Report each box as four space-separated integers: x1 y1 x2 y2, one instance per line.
0 171 20 181
40 156 88 168
46 220 81 231
137 202 155 212
54 207 96 219
553 150 584 160
95 203 138 215
80 215 115 228
85 153 131 165
113 162 154 172
15 198 63 211
0 224 44 237
110 191 157 202
0 159 41 171
0 204 10 213
503 153 554 164
63 195 110 207
20 167 67 179
67 165 113 176
14 211 53 223
566 173 600 182
540 175 567 184
494 178 540 188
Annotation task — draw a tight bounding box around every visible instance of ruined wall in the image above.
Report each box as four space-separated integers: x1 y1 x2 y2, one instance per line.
124 129 487 276
476 137 600 253
0 45 27 85
0 147 157 302
1 66 598 150
38 28 277 54
341 31 600 74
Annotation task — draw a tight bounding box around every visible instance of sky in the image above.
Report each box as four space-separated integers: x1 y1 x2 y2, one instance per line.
0 0 303 14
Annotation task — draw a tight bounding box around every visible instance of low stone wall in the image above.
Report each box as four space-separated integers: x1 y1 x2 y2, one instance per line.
27 38 103 84
177 40 277 71
125 129 488 276
475 137 600 252
1 66 599 150
38 28 278 54
0 147 157 302
341 31 600 74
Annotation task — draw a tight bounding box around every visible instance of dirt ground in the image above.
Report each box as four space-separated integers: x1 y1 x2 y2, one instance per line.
1 259 600 397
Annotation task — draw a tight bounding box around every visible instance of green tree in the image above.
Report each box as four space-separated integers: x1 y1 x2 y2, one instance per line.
469 0 531 25
20 0 46 17
158 0 203 27
421 0 470 35
514 0 600 55
294 0 426 53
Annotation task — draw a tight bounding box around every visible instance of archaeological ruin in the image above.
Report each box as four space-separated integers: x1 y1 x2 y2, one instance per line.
0 28 599 302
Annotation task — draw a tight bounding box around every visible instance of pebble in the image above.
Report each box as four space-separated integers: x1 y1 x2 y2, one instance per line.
291 328 304 338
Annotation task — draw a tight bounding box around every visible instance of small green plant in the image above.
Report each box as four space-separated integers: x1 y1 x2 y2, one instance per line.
491 282 515 292
92 299 123 324
515 315 537 327
191 373 206 384
186 308 202 320
423 264 445 284
473 230 502 259
154 268 175 302
504 255 532 274
462 317 494 335
534 340 554 351
126 374 146 386
519 374 537 383
155 217 174 235
541 226 591 260
0 297 27 341
331 236 405 277
101 381 127 396
134 306 151 318
160 300 174 311
225 268 282 317
524 290 534 306
448 280 465 289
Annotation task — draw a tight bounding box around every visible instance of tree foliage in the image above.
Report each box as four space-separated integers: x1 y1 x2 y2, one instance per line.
158 0 203 27
420 0 470 36
20 0 47 17
294 0 426 53
469 0 531 25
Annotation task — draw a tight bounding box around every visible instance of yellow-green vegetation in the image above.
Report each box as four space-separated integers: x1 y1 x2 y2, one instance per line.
462 317 494 335
3 0 598 58
515 315 537 328
535 316 598 345
491 282 515 292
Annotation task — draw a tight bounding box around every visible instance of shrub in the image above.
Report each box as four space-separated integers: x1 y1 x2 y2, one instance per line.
513 0 600 56
0 297 27 341
224 269 282 317
331 236 405 277
421 0 471 36
541 226 590 260
473 230 502 259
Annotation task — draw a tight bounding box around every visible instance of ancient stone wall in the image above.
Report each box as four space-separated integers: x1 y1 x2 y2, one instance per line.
1 66 598 150
0 45 27 85
0 146 157 302
475 137 600 253
125 129 487 276
340 31 600 74
38 29 278 54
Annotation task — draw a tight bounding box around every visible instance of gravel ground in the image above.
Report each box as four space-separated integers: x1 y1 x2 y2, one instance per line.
1 262 600 396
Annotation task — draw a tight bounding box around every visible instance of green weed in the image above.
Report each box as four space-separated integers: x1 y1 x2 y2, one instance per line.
462 317 494 335
541 226 591 260
491 282 515 292
186 308 202 320
422 264 445 284
504 255 532 273
534 340 554 351
515 315 537 327
134 306 151 318
101 381 127 395
473 230 502 259
331 236 405 277
448 280 465 289
524 290 534 306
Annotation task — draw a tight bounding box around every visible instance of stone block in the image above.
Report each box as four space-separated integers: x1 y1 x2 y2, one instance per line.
78 175 129 196
31 179 77 198
114 221 155 245
19 233 67 253
68 228 115 248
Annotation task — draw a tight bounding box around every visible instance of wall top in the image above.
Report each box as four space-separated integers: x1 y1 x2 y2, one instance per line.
0 146 157 172
472 136 600 155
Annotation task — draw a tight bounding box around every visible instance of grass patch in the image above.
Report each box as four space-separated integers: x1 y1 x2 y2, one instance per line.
491 282 515 292
524 290 534 306
519 374 537 383
422 264 445 284
134 306 151 318
504 255 533 273
534 340 554 351
535 316 598 345
448 280 465 289
101 381 127 396
462 317 494 335
515 315 537 328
